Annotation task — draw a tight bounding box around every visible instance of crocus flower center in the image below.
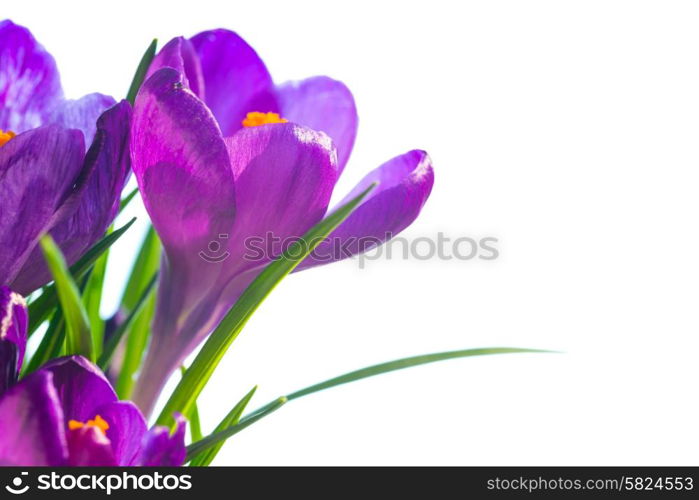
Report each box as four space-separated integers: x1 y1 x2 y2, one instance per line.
242 111 288 127
68 415 110 436
0 129 16 147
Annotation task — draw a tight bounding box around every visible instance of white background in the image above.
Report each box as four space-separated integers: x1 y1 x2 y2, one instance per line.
5 0 699 465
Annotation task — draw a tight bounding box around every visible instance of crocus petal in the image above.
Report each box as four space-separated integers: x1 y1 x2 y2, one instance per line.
45 92 116 145
0 370 68 466
190 29 278 136
67 426 116 466
55 99 132 250
180 123 338 341
138 413 187 466
92 401 146 466
0 20 63 132
0 286 27 392
276 76 358 175
132 124 338 415
131 68 236 346
130 69 238 416
147 37 205 100
297 150 434 270
40 356 117 422
226 123 338 270
0 126 85 285
132 68 235 262
11 101 132 294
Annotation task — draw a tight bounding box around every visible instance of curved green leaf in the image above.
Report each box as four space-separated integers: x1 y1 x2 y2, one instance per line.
185 347 550 459
40 235 93 361
82 228 112 357
286 347 549 400
22 310 65 375
98 273 158 370
189 386 257 466
115 226 161 399
185 397 286 462
119 187 139 212
126 39 157 105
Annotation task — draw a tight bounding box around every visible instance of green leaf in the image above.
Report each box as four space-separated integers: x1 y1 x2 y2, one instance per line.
178 366 203 443
156 184 377 427
126 39 157 105
284 347 549 400
185 396 286 462
119 187 139 212
39 236 93 361
22 309 65 375
115 226 161 399
189 404 203 443
189 386 257 466
22 272 90 376
119 226 161 313
28 218 136 336
116 292 156 399
82 227 112 357
97 273 158 370
185 347 548 459
23 273 93 374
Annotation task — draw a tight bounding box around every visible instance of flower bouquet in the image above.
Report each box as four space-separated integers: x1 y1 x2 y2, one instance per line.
0 20 538 466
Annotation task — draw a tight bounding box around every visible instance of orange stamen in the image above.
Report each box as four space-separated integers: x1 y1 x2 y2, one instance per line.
0 129 16 147
68 414 110 435
242 111 288 128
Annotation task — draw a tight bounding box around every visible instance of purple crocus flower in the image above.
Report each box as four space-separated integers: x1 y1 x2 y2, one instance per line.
0 287 26 394
0 20 131 294
130 30 434 413
0 286 186 466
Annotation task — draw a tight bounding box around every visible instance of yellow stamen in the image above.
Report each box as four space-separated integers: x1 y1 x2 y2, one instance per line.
242 111 288 128
0 129 16 147
68 415 110 435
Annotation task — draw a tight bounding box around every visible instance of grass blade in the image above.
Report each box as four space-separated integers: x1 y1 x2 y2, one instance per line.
189 386 257 466
115 292 155 399
178 365 203 443
39 236 93 361
97 273 158 370
115 226 161 399
28 218 136 335
22 310 65 375
119 187 139 212
156 184 376 427
82 228 112 357
185 397 287 462
189 404 203 443
126 39 157 105
185 347 548 459
23 273 93 374
285 347 548 400
119 226 161 313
